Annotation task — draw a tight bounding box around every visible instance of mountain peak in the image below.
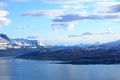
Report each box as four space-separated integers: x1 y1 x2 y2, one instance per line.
0 33 11 41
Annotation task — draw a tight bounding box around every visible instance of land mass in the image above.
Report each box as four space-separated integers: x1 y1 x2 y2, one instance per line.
1 33 120 64
16 46 120 64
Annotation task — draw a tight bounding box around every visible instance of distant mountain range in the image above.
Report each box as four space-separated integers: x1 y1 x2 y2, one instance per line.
100 40 120 47
0 33 45 50
0 33 120 50
1 33 120 64
16 39 120 64
17 40 120 64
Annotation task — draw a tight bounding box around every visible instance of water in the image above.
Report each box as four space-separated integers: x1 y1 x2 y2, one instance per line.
0 58 120 80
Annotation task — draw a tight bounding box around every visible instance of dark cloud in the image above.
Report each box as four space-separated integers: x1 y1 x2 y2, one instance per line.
68 32 94 37
53 14 81 22
53 13 120 22
81 32 94 36
21 1 120 31
109 4 120 13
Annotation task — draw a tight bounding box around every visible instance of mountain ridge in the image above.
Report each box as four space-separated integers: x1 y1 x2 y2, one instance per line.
100 40 120 47
0 33 120 49
0 33 45 50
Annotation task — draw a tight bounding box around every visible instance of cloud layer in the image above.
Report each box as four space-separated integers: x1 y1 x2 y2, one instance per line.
109 4 120 13
0 2 11 27
0 10 11 27
51 22 75 31
68 30 120 37
27 36 39 39
0 17 11 26
53 13 120 22
21 0 120 30
21 10 64 18
0 10 9 17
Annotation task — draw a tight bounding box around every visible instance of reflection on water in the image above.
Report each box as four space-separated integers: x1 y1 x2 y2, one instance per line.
0 59 10 80
0 58 120 80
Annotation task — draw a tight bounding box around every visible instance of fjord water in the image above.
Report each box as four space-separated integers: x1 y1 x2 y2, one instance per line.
0 58 120 80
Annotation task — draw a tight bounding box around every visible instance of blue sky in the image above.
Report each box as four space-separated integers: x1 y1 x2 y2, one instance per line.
0 0 120 45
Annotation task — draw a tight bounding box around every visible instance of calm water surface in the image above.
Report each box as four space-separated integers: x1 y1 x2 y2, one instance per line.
0 58 120 80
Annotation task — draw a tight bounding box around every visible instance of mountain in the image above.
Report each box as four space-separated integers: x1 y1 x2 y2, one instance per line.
99 40 120 48
0 33 45 50
0 34 12 49
17 44 120 64
0 34 11 41
75 42 100 48
16 39 120 64
0 33 120 50
13 38 45 48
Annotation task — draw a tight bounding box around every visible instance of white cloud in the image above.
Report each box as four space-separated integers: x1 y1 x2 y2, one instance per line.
0 10 11 27
115 19 120 23
51 22 75 31
21 10 64 18
94 2 120 13
0 10 9 17
62 5 85 10
0 17 11 26
106 28 112 32
16 26 24 29
101 22 111 25
21 1 120 31
0 3 11 27
96 2 120 7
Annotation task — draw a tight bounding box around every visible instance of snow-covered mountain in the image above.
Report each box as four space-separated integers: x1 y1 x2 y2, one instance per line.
1 33 120 50
0 34 45 49
13 38 45 48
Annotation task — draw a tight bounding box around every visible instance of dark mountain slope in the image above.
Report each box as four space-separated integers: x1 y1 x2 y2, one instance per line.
17 47 120 64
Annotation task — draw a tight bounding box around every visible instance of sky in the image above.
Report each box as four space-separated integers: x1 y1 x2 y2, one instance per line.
0 0 120 45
